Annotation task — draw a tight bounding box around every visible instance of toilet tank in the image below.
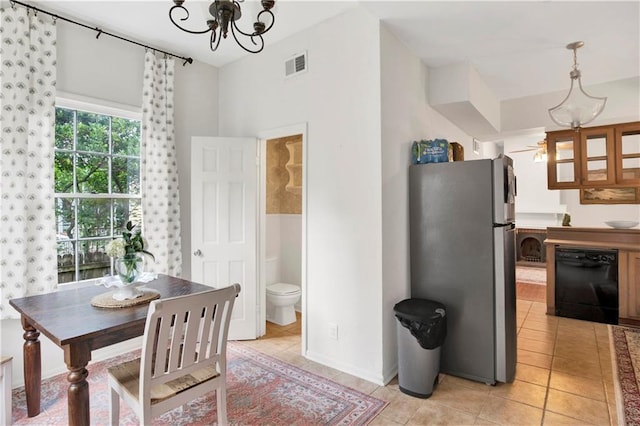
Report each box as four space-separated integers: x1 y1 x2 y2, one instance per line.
266 257 280 285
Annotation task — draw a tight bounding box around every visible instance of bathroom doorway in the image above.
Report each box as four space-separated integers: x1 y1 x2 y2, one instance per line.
257 124 306 348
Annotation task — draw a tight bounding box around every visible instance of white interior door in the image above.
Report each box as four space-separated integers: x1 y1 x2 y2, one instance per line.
191 136 258 340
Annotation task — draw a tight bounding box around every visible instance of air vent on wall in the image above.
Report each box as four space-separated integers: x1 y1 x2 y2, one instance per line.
285 51 307 78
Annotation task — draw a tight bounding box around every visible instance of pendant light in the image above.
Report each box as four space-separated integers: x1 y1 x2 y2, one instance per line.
548 41 607 130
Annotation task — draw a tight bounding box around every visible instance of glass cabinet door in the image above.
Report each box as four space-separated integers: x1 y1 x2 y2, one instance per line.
616 122 640 185
547 130 580 189
580 127 615 186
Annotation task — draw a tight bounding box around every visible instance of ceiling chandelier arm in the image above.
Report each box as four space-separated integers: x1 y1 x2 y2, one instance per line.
169 4 212 35
209 27 223 52
168 0 276 54
230 8 275 38
230 23 265 54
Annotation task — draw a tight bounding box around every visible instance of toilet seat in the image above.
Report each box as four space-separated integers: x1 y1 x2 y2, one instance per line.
267 283 300 295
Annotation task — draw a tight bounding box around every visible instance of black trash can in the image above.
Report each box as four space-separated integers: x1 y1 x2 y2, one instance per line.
394 298 446 398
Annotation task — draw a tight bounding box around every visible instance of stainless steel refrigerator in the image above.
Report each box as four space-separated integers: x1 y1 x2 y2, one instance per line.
409 156 517 385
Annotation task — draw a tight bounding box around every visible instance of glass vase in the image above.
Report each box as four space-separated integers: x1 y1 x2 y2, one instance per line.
114 253 144 284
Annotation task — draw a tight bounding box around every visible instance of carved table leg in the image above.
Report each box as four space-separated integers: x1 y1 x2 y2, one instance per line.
64 344 91 426
21 316 41 417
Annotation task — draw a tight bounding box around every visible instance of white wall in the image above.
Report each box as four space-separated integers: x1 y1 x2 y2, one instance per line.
266 214 302 286
2 19 218 388
379 25 474 382
560 191 640 227
218 7 386 383
174 60 220 280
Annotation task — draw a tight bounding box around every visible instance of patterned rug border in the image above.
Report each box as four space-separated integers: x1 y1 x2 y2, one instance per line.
230 343 388 425
610 325 640 426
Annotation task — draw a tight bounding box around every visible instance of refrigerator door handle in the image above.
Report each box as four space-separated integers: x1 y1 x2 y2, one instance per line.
494 225 517 383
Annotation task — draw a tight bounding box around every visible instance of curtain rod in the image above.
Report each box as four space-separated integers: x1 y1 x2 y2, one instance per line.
9 0 194 66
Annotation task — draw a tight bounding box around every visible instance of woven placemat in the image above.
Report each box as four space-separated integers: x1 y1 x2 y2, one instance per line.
91 289 160 308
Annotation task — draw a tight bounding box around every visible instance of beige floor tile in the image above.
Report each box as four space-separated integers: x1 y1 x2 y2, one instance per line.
427 381 492 415
371 385 403 403
554 339 599 354
477 395 543 425
488 379 547 408
369 415 406 426
545 388 610 425
518 328 556 343
378 397 423 424
530 302 549 315
474 418 501 425
522 319 558 334
518 349 553 369
525 313 560 325
516 299 533 311
518 336 555 355
548 371 605 401
271 347 308 367
553 343 599 361
331 371 380 394
554 333 598 348
440 374 493 393
407 402 478 425
551 355 602 379
515 363 550 387
542 410 587 425
299 359 342 379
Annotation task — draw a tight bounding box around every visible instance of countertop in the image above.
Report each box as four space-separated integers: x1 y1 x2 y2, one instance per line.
545 226 640 251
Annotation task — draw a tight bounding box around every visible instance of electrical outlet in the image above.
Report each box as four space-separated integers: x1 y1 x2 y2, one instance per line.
328 323 338 340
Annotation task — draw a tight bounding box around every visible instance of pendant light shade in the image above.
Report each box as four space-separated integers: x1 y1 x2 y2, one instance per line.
548 41 607 130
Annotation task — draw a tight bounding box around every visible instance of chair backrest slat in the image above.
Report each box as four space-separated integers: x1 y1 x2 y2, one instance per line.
140 284 241 394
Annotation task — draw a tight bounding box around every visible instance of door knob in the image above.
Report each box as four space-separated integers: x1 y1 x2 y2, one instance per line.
193 249 202 257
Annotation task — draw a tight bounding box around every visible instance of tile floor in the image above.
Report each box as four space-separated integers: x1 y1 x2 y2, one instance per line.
248 281 618 425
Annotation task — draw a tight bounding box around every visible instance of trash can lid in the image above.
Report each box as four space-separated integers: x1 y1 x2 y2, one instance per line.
393 298 446 321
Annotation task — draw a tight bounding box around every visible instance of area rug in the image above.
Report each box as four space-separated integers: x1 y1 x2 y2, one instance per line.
610 325 640 426
516 266 547 285
11 342 387 425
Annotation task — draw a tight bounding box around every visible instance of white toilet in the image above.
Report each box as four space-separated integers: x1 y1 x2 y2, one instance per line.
266 257 301 326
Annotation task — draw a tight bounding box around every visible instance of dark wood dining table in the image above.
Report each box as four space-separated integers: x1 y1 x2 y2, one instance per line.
9 274 214 426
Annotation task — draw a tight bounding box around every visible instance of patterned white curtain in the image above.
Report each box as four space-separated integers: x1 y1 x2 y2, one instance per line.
141 51 182 276
0 6 58 319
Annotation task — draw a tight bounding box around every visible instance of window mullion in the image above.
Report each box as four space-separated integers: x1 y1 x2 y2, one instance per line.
55 104 141 286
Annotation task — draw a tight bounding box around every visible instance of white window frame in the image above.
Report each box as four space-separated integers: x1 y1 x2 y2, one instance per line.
55 93 142 288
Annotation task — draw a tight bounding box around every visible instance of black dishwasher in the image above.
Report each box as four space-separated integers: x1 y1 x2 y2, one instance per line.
555 247 618 324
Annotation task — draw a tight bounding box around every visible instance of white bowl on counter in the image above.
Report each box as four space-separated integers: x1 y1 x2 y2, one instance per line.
604 220 639 229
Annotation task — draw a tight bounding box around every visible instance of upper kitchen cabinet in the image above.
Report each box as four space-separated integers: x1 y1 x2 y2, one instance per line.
547 129 581 189
547 121 640 190
616 121 640 186
580 126 615 186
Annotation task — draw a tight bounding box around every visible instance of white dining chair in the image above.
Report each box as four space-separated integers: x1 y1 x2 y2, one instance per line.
107 283 241 426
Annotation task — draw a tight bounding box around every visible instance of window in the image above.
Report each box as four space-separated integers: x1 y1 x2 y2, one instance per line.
54 99 142 284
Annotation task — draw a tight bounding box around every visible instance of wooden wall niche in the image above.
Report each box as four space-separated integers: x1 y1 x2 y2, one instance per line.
266 135 303 214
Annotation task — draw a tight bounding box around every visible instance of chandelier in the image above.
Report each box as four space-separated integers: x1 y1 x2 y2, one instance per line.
169 0 276 53
548 41 607 130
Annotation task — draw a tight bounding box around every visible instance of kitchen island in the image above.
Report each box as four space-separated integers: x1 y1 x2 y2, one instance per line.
544 226 640 324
